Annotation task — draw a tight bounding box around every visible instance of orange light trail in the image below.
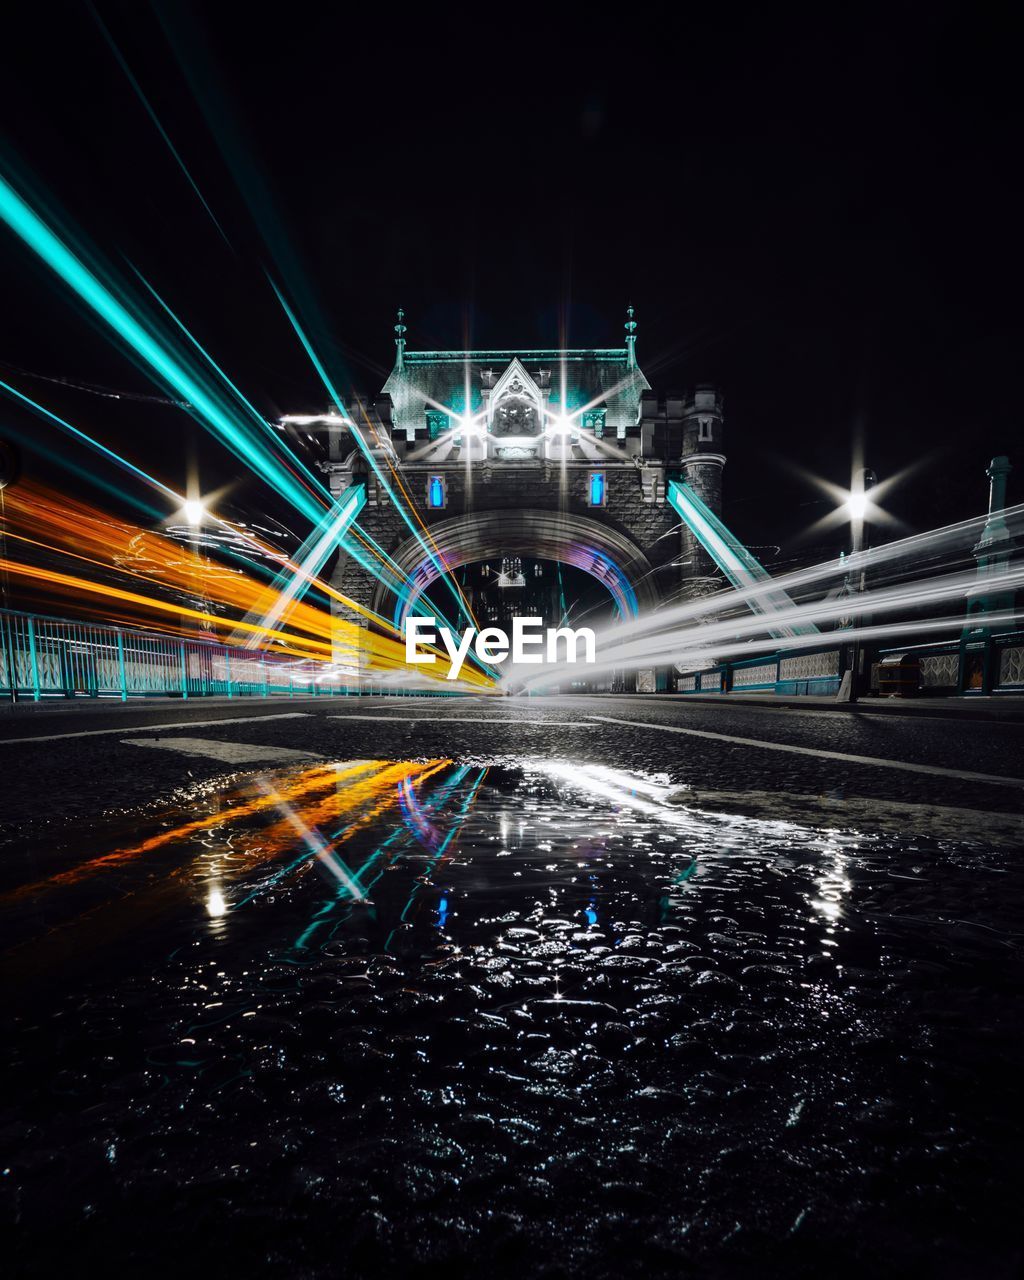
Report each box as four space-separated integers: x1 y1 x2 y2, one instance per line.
0 480 495 688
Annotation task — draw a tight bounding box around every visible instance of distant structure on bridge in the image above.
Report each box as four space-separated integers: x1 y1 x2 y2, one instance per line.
283 308 726 691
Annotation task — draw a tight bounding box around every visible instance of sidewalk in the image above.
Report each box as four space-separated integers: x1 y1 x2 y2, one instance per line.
659 692 1024 722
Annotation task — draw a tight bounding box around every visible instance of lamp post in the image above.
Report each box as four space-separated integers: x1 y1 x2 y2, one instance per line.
842 468 877 704
183 496 215 639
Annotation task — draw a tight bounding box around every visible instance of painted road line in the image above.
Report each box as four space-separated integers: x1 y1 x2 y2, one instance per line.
121 737 316 764
587 715 1024 789
328 715 593 727
0 712 311 746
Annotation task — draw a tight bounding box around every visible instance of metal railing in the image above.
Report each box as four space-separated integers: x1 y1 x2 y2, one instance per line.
0 607 437 701
675 643 845 697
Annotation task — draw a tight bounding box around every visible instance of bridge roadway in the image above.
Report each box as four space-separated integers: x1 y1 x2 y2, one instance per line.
0 693 1021 835
2 690 1023 1275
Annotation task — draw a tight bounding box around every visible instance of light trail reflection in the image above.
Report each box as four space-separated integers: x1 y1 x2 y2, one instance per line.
0 753 926 998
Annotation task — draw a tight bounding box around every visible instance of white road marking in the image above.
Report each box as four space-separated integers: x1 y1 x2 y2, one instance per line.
587 714 1024 789
121 737 316 764
328 715 593 727
653 696 1013 725
0 712 310 746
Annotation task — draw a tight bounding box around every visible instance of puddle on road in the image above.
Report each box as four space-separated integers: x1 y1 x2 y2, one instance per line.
2 758 1023 1276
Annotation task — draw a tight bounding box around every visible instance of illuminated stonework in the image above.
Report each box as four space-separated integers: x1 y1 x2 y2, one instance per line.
282 309 728 688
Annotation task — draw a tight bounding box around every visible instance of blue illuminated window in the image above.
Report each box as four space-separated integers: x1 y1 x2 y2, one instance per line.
427 475 446 508
588 472 606 507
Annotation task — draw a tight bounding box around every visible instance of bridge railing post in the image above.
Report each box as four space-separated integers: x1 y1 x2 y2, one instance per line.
26 616 41 702
115 628 127 701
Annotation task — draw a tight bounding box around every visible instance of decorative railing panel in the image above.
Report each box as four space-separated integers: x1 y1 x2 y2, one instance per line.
919 652 959 689
732 662 778 688
778 650 840 681
0 607 441 701
998 645 1024 688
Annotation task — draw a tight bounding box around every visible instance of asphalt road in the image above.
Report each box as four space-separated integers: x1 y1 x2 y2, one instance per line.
3 693 1023 1277
1 694 1021 838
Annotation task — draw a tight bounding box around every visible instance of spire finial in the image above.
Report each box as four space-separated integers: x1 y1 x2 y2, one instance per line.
394 306 407 371
624 303 637 369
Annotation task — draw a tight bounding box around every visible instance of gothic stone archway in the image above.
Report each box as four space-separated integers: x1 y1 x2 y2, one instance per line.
297 338 728 688
374 508 660 626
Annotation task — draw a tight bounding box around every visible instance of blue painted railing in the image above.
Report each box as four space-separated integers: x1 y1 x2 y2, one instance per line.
0 607 441 701
675 643 844 697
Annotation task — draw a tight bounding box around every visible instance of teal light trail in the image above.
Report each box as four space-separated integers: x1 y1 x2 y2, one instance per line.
343 523 477 647
343 523 407 594
0 414 165 523
293 765 473 952
0 369 399 633
395 767 486 925
667 479 819 640
233 483 366 646
0 173 326 526
268 279 480 635
0 377 181 505
131 267 333 504
88 3 231 246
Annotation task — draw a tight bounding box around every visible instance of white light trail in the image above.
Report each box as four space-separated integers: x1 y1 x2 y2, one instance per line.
232 484 365 648
667 480 816 640
518 499 1024 690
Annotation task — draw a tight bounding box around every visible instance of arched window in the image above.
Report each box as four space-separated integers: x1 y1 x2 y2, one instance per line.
427 475 447 509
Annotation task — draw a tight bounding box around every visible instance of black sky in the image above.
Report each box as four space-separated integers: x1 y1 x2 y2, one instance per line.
1 2 1022 563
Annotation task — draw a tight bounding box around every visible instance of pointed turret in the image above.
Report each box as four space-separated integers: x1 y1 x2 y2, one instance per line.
624 304 637 369
393 307 407 371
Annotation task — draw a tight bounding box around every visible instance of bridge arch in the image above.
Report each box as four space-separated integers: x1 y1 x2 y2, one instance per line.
376 509 660 627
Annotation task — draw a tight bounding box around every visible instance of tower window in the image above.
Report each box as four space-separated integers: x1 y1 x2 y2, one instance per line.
698 418 713 442
427 475 447 509
581 409 606 437
588 472 607 507
425 410 450 440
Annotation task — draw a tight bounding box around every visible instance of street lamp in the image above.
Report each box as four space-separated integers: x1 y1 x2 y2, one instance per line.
180 494 214 637
841 468 877 703
844 469 877 548
846 491 870 522
184 497 206 526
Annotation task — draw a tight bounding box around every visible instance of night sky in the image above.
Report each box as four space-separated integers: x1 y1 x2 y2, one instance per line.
2 2 1021 566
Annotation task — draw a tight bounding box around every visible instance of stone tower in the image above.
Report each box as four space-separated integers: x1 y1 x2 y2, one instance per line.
960 455 1016 692
280 308 736 690
679 384 726 598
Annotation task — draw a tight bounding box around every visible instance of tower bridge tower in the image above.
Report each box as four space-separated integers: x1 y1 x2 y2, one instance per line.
680 384 727 599
281 307 728 688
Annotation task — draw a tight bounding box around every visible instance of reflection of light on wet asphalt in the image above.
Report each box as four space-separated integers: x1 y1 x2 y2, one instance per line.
4 752 1021 1273
807 841 853 959
0 752 981 984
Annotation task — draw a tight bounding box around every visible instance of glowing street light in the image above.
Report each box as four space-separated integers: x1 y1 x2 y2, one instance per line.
841 468 878 703
184 497 206 526
844 469 877 535
846 491 870 521
180 495 213 636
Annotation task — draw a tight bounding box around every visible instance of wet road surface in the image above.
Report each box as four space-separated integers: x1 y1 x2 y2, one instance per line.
1 697 1023 1277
